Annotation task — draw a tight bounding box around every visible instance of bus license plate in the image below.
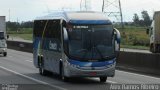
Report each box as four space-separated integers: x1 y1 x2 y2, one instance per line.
89 72 97 76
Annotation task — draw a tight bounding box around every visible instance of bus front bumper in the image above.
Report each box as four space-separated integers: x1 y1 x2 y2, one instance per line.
64 62 116 77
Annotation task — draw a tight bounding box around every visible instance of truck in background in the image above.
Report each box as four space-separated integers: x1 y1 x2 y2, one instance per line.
147 11 160 53
0 16 7 56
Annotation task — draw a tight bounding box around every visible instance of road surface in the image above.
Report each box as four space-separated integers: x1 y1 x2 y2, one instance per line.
0 49 160 90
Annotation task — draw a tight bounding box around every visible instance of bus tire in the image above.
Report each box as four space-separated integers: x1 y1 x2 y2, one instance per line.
3 52 7 57
60 62 69 82
38 56 47 76
39 67 48 76
99 77 107 83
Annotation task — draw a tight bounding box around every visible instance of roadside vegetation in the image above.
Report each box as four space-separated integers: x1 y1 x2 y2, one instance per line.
7 28 32 40
117 26 149 50
115 10 151 50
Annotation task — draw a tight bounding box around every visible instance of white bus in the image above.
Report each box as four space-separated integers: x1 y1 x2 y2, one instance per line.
33 11 120 82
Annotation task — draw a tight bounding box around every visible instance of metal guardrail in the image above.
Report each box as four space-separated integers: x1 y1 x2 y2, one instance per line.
7 40 32 53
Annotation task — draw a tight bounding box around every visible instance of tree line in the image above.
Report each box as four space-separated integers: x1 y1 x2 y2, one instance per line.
132 10 152 26
6 21 33 31
6 10 152 31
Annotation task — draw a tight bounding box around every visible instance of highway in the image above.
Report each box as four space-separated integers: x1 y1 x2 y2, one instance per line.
0 49 160 90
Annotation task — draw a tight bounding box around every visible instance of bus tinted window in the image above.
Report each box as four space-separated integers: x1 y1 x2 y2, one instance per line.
0 32 4 39
45 20 61 39
34 20 61 40
34 20 47 37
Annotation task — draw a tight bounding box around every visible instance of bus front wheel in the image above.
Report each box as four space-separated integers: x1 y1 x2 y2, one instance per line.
99 77 107 83
3 52 7 57
38 56 48 76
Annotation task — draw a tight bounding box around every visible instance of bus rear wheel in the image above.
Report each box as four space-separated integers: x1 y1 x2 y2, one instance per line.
99 77 107 83
38 56 47 76
39 67 48 76
61 75 69 82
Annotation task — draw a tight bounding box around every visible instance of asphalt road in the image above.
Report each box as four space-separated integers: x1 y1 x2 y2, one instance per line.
0 49 160 90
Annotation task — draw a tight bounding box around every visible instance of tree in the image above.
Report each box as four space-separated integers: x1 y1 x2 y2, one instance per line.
141 10 152 26
21 21 33 28
6 21 20 31
133 13 140 26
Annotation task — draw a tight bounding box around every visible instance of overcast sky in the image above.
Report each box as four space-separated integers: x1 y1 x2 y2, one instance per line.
0 0 160 22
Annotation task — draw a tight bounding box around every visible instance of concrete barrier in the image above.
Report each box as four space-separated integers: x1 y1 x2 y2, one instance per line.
7 40 160 75
118 51 160 69
117 51 160 75
7 40 32 53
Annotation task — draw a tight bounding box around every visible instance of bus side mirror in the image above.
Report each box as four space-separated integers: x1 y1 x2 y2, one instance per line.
114 28 121 57
63 28 68 41
114 28 121 49
63 28 69 51
146 28 149 34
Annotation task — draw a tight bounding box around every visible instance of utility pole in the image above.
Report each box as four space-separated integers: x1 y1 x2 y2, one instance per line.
9 9 10 22
102 0 124 29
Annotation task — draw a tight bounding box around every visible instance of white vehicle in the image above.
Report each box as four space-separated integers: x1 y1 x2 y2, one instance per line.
0 16 7 56
147 11 160 53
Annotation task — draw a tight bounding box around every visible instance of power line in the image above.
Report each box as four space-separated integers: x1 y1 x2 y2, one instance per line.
9 9 10 22
102 0 124 29
80 0 91 11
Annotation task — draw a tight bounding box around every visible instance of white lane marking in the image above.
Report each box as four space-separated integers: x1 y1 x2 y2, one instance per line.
116 70 160 80
106 80 117 84
94 78 117 83
25 60 33 62
4 55 33 63
8 56 13 58
0 65 67 90
5 54 32 63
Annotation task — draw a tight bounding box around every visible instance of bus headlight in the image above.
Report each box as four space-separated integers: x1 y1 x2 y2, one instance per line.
105 60 115 68
67 62 80 68
71 64 80 68
108 60 114 64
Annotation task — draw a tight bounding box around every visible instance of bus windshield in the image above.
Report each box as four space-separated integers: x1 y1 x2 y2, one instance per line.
67 25 115 61
0 32 5 39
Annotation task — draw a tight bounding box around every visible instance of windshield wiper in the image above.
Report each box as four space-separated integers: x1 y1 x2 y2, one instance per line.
94 47 116 60
93 46 105 59
81 49 89 59
104 54 116 60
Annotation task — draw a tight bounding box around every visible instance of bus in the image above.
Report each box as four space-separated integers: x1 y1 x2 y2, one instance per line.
33 11 120 82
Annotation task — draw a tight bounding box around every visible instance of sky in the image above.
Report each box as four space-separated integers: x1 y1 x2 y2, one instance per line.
0 0 160 22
